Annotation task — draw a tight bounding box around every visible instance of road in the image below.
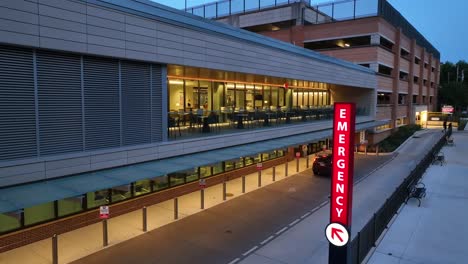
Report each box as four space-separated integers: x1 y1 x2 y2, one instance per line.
72 154 393 264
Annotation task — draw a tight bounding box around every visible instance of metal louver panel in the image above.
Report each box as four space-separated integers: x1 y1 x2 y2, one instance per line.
37 51 83 156
151 64 163 142
0 45 36 161
121 61 151 146
83 56 120 151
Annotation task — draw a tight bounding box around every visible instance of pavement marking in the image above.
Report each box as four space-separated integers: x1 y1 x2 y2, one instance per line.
275 226 288 235
289 218 300 226
301 212 311 219
227 258 240 264
260 235 275 245
242 246 258 256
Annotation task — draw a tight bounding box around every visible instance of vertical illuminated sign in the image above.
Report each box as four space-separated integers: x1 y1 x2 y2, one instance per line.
327 102 356 264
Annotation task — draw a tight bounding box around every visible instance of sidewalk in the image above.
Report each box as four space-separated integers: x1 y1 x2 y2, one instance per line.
368 131 468 264
238 129 442 264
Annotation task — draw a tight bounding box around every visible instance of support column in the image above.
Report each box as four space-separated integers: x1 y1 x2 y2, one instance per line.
52 234 58 264
391 28 402 131
142 206 147 232
174 198 178 220
408 39 416 124
102 219 108 247
272 166 276 181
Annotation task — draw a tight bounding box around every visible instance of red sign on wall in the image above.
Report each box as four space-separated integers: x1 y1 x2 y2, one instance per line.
330 103 356 227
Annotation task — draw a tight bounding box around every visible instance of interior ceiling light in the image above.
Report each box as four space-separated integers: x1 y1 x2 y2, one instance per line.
344 43 350 47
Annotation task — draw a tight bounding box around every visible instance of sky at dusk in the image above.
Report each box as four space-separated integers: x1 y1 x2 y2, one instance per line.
151 0 468 63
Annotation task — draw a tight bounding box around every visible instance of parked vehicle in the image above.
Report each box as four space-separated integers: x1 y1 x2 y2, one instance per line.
312 152 332 176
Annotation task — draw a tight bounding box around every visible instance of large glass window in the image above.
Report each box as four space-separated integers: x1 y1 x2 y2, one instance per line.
186 168 200 182
235 84 245 110
0 211 22 233
169 172 186 187
225 160 235 171
153 175 169 191
58 196 84 217
24 202 55 226
111 184 132 203
212 162 224 175
134 179 152 196
200 165 212 178
235 157 244 169
168 79 185 111
87 189 109 209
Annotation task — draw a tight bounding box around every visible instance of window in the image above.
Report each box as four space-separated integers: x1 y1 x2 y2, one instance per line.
200 165 212 178
423 79 428 86
400 48 410 59
414 57 420 64
168 172 186 187
398 94 407 105
111 184 132 203
261 153 270 161
304 36 371 50
378 64 392 76
431 82 435 88
87 189 109 209
58 196 84 217
422 96 427 104
413 76 419 84
424 62 428 69
134 179 152 196
375 123 391 132
396 117 407 126
379 37 394 50
0 211 22 233
399 71 409 81
432 67 435 73
359 63 370 68
429 96 433 104
153 175 168 191
212 162 224 175
377 92 391 104
235 158 245 169
413 95 418 104
24 202 55 226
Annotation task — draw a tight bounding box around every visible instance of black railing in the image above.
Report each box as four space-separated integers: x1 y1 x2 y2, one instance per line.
349 132 446 263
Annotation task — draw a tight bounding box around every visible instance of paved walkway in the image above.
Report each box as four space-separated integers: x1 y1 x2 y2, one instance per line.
368 131 468 264
238 129 442 264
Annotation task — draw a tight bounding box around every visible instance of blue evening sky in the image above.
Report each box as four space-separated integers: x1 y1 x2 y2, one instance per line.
151 0 467 63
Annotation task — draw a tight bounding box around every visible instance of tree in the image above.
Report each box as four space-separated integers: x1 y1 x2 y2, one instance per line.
438 60 468 112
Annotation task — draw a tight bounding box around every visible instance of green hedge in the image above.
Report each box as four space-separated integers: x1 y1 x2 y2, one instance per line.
370 124 422 152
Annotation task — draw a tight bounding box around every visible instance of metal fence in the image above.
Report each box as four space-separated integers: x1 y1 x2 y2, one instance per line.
349 132 446 263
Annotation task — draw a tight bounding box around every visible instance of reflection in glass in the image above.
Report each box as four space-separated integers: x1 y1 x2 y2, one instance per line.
58 196 84 217
134 179 152 196
186 168 200 182
0 211 22 233
212 162 224 175
24 202 55 226
200 166 212 178
111 185 132 203
153 175 169 191
169 172 186 187
87 190 109 209
235 158 244 169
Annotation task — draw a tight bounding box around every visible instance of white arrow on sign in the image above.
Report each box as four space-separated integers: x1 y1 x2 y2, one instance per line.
325 222 349 247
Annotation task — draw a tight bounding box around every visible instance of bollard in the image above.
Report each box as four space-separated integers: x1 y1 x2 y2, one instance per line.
296 158 299 172
258 170 262 187
365 145 368 155
52 234 58 264
242 175 246 193
223 181 227 201
142 206 147 232
272 166 276 182
201 189 205 209
174 198 178 220
306 156 309 168
376 145 379 156
102 219 108 247
285 162 288 177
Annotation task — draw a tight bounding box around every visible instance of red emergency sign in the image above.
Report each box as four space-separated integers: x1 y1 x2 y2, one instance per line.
330 103 356 227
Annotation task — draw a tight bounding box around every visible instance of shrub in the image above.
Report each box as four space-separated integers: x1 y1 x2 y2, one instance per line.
375 124 421 152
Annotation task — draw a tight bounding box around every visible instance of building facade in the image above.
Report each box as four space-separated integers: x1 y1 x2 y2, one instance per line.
194 0 441 144
0 0 384 251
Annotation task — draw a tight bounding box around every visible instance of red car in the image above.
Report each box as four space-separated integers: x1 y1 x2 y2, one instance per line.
312 152 333 176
